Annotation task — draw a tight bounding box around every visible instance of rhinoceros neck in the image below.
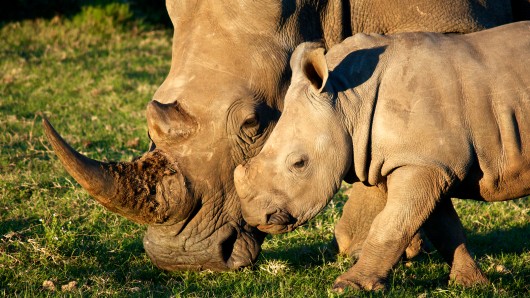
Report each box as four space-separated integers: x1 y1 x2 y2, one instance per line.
326 33 391 183
169 0 351 48
159 0 350 109
338 79 382 184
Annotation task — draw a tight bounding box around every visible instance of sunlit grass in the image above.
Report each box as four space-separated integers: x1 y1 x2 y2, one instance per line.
1 7 528 297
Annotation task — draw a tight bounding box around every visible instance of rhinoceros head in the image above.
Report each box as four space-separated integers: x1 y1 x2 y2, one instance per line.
43 1 302 271
234 43 353 234
43 114 264 270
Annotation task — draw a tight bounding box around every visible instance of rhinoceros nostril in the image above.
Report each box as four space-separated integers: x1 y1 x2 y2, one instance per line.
266 210 294 225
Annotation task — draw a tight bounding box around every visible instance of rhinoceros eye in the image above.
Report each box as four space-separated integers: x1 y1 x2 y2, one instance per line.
287 153 309 173
292 158 306 169
242 114 259 128
238 113 262 145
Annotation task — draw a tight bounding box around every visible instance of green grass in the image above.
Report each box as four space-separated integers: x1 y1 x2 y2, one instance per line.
1 8 529 297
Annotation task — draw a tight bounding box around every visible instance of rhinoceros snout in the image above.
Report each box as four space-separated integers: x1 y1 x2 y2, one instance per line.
235 160 293 228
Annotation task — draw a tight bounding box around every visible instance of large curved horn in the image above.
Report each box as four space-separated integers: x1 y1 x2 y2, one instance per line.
42 117 195 224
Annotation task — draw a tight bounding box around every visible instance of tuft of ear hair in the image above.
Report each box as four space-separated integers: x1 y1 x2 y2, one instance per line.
302 47 328 93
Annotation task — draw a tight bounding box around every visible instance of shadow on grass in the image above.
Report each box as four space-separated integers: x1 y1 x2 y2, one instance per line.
51 223 525 296
0 218 41 237
258 222 529 290
260 222 529 266
3 210 526 294
125 69 167 82
0 0 170 28
466 224 530 256
260 238 338 267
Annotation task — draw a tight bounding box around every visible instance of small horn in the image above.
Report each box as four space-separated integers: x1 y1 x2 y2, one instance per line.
42 117 193 224
146 100 197 149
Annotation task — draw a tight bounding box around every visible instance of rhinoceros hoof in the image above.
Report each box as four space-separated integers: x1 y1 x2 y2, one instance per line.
332 272 385 292
449 268 489 287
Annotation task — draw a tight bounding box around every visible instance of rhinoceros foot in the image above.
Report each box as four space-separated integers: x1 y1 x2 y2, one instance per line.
448 244 489 287
449 269 489 288
332 265 386 292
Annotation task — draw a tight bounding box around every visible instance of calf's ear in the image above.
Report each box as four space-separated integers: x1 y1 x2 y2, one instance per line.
290 42 328 93
302 47 328 93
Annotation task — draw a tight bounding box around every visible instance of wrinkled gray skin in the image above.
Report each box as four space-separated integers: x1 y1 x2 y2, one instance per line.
234 22 530 290
43 0 521 271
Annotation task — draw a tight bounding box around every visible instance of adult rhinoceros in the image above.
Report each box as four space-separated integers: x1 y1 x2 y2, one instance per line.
43 0 517 271
234 22 530 289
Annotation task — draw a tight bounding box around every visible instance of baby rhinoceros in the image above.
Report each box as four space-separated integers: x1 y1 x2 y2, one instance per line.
234 21 530 291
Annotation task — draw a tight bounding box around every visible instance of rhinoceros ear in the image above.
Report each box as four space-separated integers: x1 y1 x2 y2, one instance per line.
302 47 328 93
291 42 328 93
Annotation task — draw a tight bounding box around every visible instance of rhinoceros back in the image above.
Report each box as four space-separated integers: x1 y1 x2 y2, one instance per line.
401 22 529 202
343 22 530 202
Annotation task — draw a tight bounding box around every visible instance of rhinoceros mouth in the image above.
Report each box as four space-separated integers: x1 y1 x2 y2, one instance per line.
256 223 296 234
143 221 264 271
256 209 296 234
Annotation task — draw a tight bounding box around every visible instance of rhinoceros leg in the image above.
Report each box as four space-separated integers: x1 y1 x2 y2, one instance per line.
422 198 488 286
334 182 422 260
333 166 451 291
